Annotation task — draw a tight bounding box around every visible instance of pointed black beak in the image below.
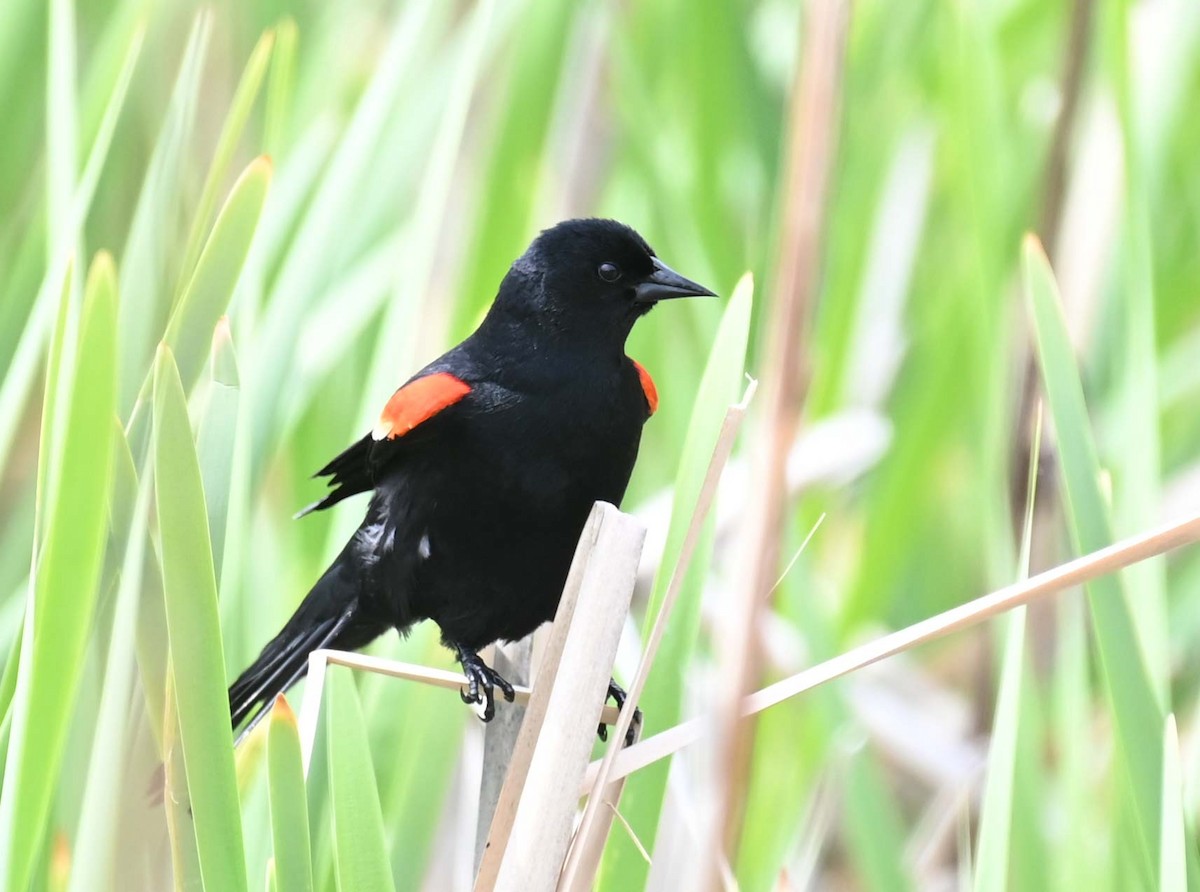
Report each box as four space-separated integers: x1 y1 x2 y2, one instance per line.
634 257 718 304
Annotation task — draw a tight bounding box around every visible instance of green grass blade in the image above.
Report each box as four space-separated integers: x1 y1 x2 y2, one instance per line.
1160 715 1187 891
1024 234 1164 883
75 0 142 148
117 12 211 416
973 615 1027 891
178 30 275 283
0 0 40 145
153 345 247 892
1107 0 1170 699
973 411 1043 892
198 318 241 583
600 273 752 887
46 0 77 261
34 267 75 550
0 21 141 478
1053 590 1105 889
366 632 461 881
164 155 271 391
641 274 753 641
263 17 298 157
0 618 21 738
0 274 64 498
268 695 314 892
73 23 144 240
132 508 169 752
1111 222 1169 678
326 669 396 892
67 439 149 892
843 744 909 892
163 666 204 891
0 252 117 892
0 639 17 800
108 413 140 549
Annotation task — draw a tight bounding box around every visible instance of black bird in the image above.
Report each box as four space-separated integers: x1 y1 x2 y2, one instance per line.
228 218 715 742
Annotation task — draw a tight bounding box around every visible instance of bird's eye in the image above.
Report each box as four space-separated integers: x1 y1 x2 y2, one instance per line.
598 262 621 282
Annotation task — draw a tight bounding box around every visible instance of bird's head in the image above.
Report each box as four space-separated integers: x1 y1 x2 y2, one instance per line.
498 218 716 345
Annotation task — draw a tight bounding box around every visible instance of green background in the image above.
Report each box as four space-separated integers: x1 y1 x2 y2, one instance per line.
2 0 1200 889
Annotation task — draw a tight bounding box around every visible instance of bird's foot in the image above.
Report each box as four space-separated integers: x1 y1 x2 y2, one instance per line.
455 645 515 722
598 678 642 746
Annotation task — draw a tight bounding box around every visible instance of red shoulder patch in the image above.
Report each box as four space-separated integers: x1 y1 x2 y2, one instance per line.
631 359 658 416
371 372 471 441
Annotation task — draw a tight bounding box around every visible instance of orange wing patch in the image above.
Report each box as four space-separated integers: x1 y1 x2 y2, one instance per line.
631 359 658 416
371 372 471 441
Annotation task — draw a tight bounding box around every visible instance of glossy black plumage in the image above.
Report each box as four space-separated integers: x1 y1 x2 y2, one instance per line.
228 218 715 737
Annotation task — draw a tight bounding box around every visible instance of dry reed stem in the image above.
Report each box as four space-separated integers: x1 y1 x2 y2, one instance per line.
1037 0 1097 259
712 0 850 871
476 640 532 874
584 507 1200 791
294 647 624 774
473 506 611 889
561 723 643 890
559 379 756 891
480 504 645 892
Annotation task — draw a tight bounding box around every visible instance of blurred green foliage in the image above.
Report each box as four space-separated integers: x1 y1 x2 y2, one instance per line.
2 0 1200 889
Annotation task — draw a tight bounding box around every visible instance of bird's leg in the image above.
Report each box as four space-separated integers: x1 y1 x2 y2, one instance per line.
453 643 515 722
599 677 642 746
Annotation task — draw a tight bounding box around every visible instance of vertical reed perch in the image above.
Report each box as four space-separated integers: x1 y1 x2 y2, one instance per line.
475 502 645 892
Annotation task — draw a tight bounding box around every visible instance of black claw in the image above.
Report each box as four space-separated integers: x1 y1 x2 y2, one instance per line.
624 707 643 747
454 645 513 724
496 674 516 703
607 679 628 710
600 678 643 747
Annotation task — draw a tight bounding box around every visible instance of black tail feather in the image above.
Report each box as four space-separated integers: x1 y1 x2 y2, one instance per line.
229 607 352 732
228 570 389 742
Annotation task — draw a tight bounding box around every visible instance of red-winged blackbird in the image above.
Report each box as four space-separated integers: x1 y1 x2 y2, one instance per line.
228 219 714 741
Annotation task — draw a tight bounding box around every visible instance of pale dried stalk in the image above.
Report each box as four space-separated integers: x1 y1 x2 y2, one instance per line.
584 507 1200 791
1038 0 1097 259
297 650 328 774
476 503 645 892
475 639 532 874
559 380 757 891
295 647 623 775
561 724 642 892
475 508 612 889
712 0 850 870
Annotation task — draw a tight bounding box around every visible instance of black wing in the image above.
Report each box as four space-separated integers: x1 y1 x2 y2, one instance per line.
294 435 375 518
294 369 475 518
